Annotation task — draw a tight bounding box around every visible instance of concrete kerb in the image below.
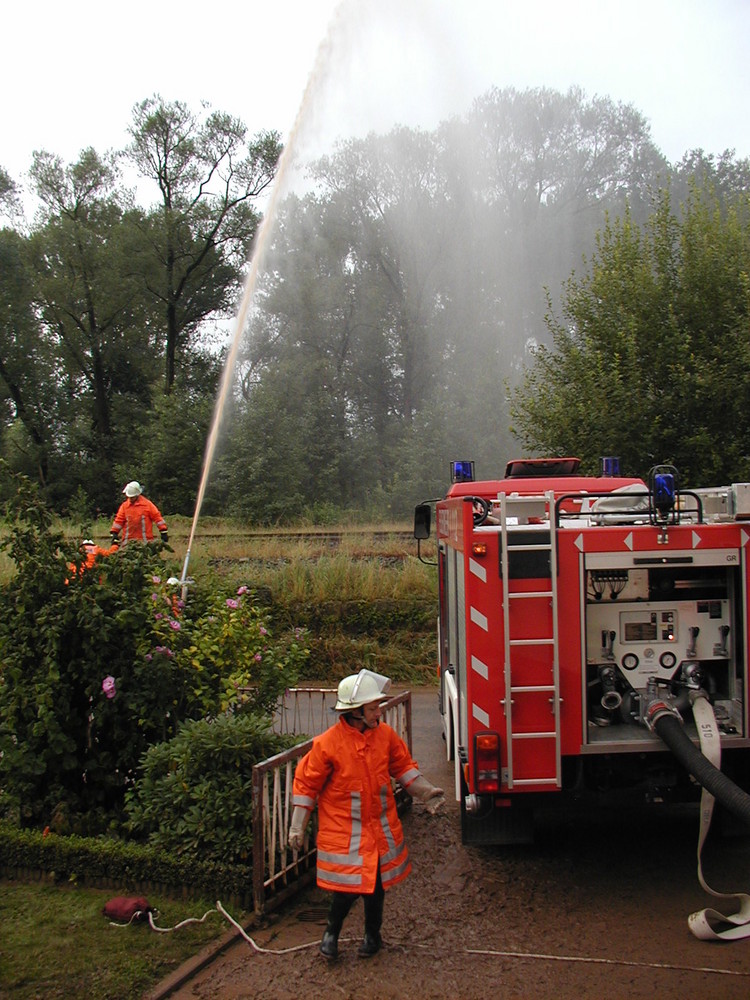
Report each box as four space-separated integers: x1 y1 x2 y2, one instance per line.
143 911 263 1000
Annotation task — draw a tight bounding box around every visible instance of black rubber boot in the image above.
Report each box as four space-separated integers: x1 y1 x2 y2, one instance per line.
357 929 382 958
320 924 340 960
321 891 356 960
358 880 385 958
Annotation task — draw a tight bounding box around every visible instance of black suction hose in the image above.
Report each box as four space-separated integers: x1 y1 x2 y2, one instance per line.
653 713 750 827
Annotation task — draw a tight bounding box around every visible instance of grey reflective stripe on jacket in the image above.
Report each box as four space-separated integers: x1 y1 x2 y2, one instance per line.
377 784 409 885
316 791 364 887
381 854 410 886
293 793 316 811
397 766 420 787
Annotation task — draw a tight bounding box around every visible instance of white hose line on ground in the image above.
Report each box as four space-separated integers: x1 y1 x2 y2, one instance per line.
110 899 748 976
108 908 217 931
688 696 750 941
146 909 218 933
215 902 748 976
461 947 750 978
217 901 330 954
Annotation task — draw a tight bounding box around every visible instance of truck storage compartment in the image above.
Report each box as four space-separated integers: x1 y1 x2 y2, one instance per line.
584 558 745 746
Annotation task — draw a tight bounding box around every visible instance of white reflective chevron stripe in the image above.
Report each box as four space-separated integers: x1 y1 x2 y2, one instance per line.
469 557 487 582
470 607 488 631
471 655 489 680
472 703 490 727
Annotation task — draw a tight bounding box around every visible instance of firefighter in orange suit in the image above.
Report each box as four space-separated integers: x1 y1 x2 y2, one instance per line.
80 538 118 568
289 669 445 960
110 481 168 547
65 538 117 582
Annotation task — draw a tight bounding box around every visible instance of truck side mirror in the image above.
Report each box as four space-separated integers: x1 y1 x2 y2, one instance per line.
414 503 431 540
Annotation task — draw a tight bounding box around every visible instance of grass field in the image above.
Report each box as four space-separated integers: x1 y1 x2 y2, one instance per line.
0 880 240 999
0 516 437 599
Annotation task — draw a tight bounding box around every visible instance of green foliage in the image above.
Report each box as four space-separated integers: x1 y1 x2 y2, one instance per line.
126 96 282 393
0 471 309 832
147 578 309 716
0 228 56 490
0 819 251 902
125 713 297 866
26 150 158 511
510 182 750 485
6 89 750 515
122 374 218 516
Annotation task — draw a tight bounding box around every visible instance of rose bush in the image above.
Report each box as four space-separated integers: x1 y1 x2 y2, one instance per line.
0 472 308 833
146 579 308 717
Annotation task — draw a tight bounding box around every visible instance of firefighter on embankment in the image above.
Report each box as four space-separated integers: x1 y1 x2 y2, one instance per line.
110 480 168 547
64 538 117 583
288 668 445 960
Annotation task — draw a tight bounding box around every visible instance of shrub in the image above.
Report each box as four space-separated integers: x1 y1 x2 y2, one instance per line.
0 471 309 833
124 712 298 866
0 819 253 902
148 580 309 716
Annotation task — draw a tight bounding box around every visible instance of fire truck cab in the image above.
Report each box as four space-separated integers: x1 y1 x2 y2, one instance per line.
415 457 750 844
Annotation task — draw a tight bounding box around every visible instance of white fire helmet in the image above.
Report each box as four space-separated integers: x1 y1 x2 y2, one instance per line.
123 481 143 497
334 669 391 711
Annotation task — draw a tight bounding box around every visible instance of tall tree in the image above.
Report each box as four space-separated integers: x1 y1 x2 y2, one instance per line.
125 96 282 393
309 127 456 427
27 148 155 506
509 183 750 485
463 85 667 354
233 88 668 512
0 228 57 488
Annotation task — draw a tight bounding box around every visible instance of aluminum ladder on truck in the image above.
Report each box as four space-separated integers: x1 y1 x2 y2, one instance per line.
499 491 561 789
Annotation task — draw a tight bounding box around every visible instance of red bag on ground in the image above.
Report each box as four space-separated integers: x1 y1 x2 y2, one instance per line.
103 895 153 923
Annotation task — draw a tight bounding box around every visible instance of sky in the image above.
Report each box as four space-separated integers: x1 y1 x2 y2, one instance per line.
2 0 750 200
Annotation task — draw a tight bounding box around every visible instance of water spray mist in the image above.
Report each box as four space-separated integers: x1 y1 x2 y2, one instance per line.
178 2 348 594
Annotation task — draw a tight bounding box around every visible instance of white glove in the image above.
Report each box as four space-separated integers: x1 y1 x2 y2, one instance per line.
288 805 310 851
406 775 445 815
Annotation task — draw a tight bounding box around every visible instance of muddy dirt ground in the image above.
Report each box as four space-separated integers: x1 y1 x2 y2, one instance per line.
158 690 750 1000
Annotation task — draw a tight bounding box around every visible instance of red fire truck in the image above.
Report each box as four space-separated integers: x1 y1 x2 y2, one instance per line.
414 457 750 844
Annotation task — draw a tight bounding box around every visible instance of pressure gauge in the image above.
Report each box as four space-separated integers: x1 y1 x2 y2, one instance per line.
660 651 677 670
622 653 639 671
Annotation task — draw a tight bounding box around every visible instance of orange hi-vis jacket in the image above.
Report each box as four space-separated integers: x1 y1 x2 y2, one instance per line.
81 541 117 569
292 717 420 894
110 496 167 544
65 541 117 582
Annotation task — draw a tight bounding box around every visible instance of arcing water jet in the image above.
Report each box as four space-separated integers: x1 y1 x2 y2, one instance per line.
178 2 350 594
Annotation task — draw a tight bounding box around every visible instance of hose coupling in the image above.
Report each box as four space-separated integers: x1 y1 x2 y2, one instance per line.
644 698 682 732
464 793 482 814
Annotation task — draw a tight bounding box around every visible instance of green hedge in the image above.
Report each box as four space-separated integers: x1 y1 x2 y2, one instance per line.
0 821 253 907
279 598 435 635
275 598 437 681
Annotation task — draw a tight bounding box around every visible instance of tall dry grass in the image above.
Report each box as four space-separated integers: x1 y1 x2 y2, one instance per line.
0 517 438 604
